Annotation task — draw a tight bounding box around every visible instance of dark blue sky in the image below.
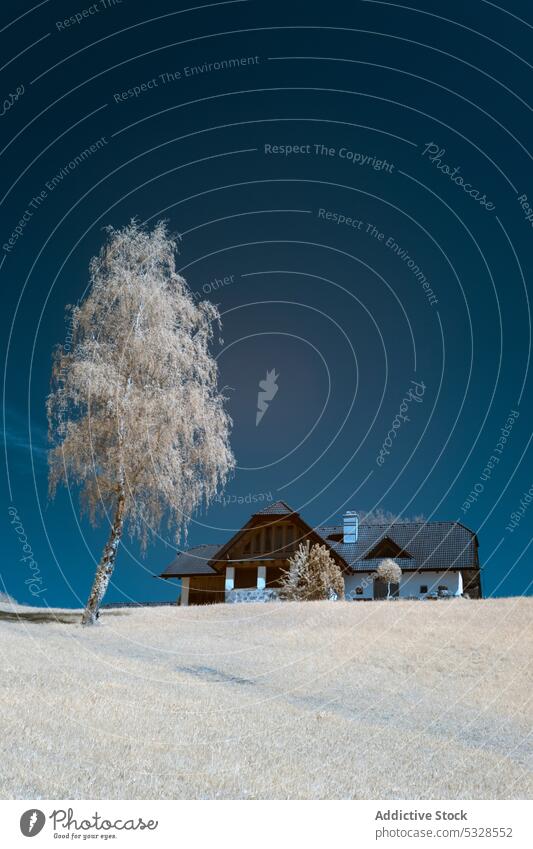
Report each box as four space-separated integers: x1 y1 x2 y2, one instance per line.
2 0 532 607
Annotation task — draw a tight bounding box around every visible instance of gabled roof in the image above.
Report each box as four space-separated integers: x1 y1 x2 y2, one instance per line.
158 506 479 578
317 522 477 571
210 500 346 569
253 500 297 516
359 536 412 559
158 544 221 578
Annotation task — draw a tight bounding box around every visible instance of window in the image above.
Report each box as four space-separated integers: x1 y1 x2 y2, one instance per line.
355 587 364 595
420 585 428 594
438 585 448 592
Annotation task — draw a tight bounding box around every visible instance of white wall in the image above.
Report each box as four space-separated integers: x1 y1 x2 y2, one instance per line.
344 573 374 599
344 570 463 600
399 571 462 598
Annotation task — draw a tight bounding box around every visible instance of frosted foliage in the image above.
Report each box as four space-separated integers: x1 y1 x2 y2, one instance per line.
358 508 426 525
375 558 403 585
280 541 345 601
47 221 235 549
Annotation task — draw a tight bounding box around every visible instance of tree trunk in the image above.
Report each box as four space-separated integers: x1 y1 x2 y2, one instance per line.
81 491 126 626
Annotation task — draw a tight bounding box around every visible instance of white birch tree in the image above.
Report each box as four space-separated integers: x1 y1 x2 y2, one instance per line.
47 221 235 625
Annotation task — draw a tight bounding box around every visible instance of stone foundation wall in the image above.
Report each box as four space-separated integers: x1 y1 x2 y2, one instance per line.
226 588 280 604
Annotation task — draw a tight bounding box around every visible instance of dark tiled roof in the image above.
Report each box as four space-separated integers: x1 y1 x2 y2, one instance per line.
317 522 477 571
159 508 479 579
158 544 221 578
343 557 413 573
253 500 297 516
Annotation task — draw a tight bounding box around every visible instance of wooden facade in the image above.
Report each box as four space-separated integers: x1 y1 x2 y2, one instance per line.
188 575 225 605
207 512 346 592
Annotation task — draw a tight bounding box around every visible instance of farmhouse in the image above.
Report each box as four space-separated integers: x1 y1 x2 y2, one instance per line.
159 501 482 605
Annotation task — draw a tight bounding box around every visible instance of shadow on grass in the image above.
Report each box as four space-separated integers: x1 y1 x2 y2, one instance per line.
0 608 131 625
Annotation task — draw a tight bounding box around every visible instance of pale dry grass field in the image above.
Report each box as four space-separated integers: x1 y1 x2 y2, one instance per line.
0 597 531 799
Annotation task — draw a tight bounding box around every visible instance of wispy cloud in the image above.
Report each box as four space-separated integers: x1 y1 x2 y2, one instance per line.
1 407 48 465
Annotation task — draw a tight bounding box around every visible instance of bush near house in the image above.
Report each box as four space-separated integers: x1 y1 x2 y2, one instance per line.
279 541 345 600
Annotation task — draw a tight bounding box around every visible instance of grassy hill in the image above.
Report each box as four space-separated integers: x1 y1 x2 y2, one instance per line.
1 597 531 799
